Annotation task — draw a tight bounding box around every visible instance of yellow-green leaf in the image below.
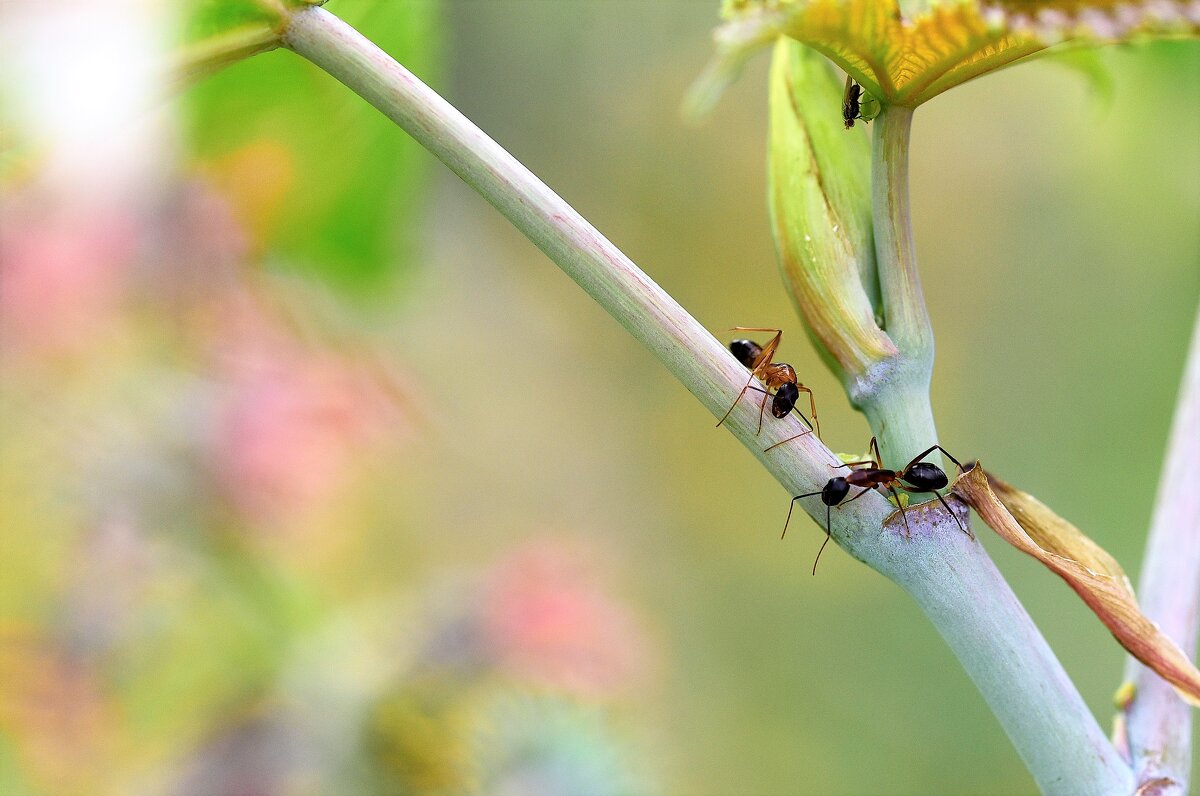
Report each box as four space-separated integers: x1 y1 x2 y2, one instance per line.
954 464 1200 706
702 0 1200 109
768 39 895 378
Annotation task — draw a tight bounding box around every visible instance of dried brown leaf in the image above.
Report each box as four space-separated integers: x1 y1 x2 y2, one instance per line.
954 464 1200 706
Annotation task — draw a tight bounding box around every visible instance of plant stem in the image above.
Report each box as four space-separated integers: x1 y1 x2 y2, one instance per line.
879 511 1133 796
864 105 939 470
280 8 1132 791
1119 304 1200 794
871 106 932 360
279 7 839 493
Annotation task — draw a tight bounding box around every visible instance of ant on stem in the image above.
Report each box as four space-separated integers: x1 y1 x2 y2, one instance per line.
716 328 820 439
783 438 972 573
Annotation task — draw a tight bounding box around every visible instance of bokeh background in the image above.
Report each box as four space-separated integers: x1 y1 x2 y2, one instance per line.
2 1 1197 794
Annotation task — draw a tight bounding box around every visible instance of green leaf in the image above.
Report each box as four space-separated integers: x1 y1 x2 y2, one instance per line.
768 39 895 379
181 0 279 44
699 0 1200 111
183 1 442 295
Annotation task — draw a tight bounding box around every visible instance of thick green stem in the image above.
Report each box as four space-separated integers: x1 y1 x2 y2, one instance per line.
857 362 938 466
879 509 1134 796
279 8 1132 791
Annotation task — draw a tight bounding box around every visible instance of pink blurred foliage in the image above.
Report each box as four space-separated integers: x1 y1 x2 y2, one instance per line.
479 539 651 698
0 199 138 357
147 176 414 532
205 291 409 529
2 169 413 534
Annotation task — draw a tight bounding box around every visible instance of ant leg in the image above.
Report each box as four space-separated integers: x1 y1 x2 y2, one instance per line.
902 444 965 473
812 504 832 576
933 491 973 539
796 385 820 440
889 485 911 539
831 459 879 470
783 491 823 539
831 438 882 470
729 328 782 371
868 437 882 466
716 377 755 428
763 429 813 453
743 385 774 436
839 485 875 505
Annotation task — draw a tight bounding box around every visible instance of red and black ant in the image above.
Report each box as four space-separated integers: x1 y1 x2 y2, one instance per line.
716 327 820 439
783 438 972 573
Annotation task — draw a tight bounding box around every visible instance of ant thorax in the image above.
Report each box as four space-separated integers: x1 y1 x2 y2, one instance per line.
763 363 796 390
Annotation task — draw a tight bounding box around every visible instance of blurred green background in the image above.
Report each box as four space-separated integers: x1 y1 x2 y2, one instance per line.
1 1 1197 794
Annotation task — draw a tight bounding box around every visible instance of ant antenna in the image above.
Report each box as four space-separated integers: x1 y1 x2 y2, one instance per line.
812 520 832 577
782 491 822 539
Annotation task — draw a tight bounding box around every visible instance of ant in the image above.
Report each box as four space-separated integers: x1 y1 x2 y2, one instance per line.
716 327 820 439
783 438 972 572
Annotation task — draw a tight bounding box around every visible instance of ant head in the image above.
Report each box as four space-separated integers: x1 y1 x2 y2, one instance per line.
904 462 948 491
772 382 799 418
823 477 850 506
729 339 761 368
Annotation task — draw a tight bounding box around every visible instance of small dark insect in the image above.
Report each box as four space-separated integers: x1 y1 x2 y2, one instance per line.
840 76 878 130
717 327 820 438
783 438 972 571
843 78 862 128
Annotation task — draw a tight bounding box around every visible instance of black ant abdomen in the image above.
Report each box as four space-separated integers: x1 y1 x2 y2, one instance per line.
903 462 949 491
729 339 762 368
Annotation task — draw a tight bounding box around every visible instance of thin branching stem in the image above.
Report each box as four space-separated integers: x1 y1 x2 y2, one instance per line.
280 8 1133 792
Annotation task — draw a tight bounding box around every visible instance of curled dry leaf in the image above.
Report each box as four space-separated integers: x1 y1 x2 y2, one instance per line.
953 463 1200 706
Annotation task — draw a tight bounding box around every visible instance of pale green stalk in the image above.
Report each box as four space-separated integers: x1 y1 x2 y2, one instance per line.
862 105 939 470
1118 304 1200 794
280 7 1132 791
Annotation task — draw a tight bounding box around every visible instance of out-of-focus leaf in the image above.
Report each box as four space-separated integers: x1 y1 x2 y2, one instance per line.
182 0 279 43
954 464 1200 706
184 1 441 294
1039 45 1115 108
694 0 1200 112
174 0 328 85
